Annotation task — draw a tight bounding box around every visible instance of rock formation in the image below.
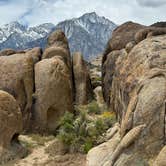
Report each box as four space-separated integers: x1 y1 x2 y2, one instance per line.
93 86 104 108
33 30 73 133
0 53 34 129
102 21 145 61
135 26 166 43
0 90 26 164
102 50 127 106
0 28 94 164
153 146 166 166
102 21 145 104
0 48 17 56
25 47 42 63
72 52 93 105
88 22 166 165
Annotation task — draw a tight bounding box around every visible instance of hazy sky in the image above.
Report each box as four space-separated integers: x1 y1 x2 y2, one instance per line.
0 0 165 26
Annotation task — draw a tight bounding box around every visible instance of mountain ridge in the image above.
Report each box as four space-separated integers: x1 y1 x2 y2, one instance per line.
0 12 117 60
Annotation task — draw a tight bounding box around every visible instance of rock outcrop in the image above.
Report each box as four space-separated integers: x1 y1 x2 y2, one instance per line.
102 21 166 106
25 47 42 63
135 26 166 43
102 50 127 106
88 22 166 165
102 21 145 61
0 48 17 56
0 53 34 129
93 86 104 108
102 22 145 104
0 90 26 164
87 124 120 166
72 52 93 105
33 30 73 133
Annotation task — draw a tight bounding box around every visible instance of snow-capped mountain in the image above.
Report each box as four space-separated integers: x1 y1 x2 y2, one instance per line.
0 12 117 60
54 12 117 59
0 22 55 48
0 22 55 43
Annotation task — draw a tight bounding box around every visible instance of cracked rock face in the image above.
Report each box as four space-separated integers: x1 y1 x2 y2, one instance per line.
88 31 166 165
72 52 93 105
102 22 145 105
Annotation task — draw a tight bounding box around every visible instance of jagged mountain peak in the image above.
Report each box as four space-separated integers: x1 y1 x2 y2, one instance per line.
78 12 111 24
2 21 26 31
0 12 117 60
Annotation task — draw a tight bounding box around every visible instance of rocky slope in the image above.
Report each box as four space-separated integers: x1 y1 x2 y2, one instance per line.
0 12 117 60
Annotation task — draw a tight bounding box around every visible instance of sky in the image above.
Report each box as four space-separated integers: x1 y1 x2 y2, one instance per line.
0 0 165 26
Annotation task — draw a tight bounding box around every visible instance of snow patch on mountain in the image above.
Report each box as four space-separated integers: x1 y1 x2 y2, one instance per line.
0 12 117 60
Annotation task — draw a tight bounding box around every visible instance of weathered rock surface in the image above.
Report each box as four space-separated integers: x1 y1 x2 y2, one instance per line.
89 56 102 89
135 26 166 43
88 32 166 165
153 146 166 166
72 52 93 105
0 53 34 129
0 48 17 56
34 57 73 133
102 22 145 104
33 30 73 133
102 50 127 106
42 46 71 68
93 86 104 108
0 47 42 63
87 124 120 166
102 21 166 107
102 21 145 62
46 29 69 50
0 90 26 165
25 47 42 63
0 48 26 56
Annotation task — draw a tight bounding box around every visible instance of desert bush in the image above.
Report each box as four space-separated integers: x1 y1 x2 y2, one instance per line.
87 100 101 114
101 111 116 127
57 104 116 153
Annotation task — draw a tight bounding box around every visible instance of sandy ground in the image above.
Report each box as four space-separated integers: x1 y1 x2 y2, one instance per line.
2 135 86 166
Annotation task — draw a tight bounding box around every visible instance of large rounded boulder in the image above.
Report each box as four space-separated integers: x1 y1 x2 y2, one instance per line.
0 53 34 129
102 21 145 62
33 30 73 133
46 29 69 50
0 90 25 164
25 47 42 63
33 56 73 133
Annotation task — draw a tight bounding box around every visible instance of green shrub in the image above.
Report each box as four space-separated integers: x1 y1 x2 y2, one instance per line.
87 101 101 114
83 139 93 153
95 118 107 136
101 111 116 128
57 112 76 146
57 104 116 153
